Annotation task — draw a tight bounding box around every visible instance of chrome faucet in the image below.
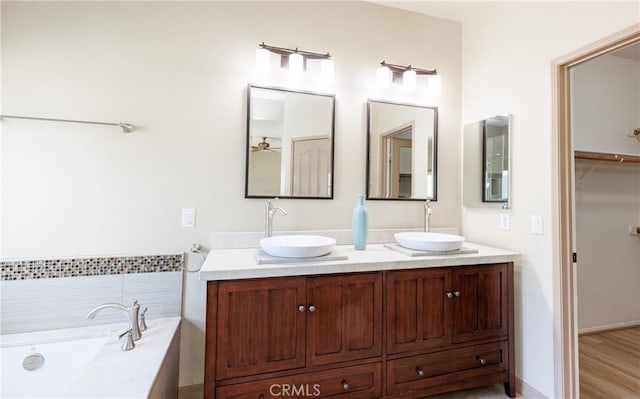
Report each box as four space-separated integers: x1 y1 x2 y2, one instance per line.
425 199 432 232
265 198 287 237
86 299 142 350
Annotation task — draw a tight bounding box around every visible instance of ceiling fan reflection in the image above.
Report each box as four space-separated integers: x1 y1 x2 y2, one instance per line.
251 137 281 152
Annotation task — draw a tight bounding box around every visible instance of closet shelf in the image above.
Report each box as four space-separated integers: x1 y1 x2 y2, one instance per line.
574 151 640 164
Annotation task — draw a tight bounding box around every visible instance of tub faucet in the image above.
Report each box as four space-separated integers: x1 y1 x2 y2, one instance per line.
425 199 432 232
86 299 142 343
265 198 287 237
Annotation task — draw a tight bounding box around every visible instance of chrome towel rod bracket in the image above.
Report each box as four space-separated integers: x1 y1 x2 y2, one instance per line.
0 114 133 133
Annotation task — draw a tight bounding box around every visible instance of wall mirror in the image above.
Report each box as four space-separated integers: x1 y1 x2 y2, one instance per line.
245 85 335 199
366 100 437 200
462 114 511 208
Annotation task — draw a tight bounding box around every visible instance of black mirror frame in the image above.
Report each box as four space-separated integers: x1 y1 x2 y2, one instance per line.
365 99 438 201
244 84 336 200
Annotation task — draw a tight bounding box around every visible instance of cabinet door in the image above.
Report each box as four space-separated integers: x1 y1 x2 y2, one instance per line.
386 269 451 354
307 273 382 366
216 277 307 379
451 264 509 343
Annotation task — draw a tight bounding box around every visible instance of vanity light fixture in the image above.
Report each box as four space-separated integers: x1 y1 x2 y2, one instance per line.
255 42 334 79
376 61 439 93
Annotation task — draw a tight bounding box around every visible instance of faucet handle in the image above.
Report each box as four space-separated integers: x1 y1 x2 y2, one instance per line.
139 307 148 332
118 329 135 351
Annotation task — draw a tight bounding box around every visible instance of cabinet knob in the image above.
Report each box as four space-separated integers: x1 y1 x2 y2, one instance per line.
415 367 425 377
298 305 305 312
258 394 265 399
445 292 453 298
308 305 316 313
478 357 487 365
341 380 349 391
454 291 461 297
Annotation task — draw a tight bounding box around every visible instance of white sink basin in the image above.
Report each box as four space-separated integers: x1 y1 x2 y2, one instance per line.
394 232 465 252
260 235 336 258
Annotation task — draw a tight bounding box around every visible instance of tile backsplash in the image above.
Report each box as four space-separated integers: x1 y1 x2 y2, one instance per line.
0 254 183 334
1 254 183 281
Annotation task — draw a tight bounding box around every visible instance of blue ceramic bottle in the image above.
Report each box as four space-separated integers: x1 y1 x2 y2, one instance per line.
352 194 368 250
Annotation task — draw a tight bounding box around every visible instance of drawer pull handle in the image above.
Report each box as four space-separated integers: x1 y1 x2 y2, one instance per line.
341 380 349 391
445 292 453 298
308 305 316 313
415 367 425 377
298 305 305 312
478 357 487 365
454 291 461 297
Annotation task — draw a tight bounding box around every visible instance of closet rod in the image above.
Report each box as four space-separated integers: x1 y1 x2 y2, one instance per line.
0 114 133 133
574 151 640 164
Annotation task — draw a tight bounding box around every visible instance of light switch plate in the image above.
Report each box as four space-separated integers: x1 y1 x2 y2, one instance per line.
531 215 543 235
499 214 511 231
181 208 196 228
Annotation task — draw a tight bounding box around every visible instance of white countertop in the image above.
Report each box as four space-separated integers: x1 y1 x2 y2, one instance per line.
199 242 520 281
64 317 180 398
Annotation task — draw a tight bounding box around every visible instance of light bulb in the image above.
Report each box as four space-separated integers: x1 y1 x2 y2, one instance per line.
428 74 441 96
289 53 304 74
403 69 417 91
376 65 391 89
320 58 334 81
255 48 270 74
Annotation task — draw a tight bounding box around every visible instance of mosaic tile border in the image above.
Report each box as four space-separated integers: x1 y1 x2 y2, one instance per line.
0 254 184 281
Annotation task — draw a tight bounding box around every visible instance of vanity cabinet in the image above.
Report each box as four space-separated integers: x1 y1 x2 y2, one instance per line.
205 263 514 398
386 263 514 397
208 273 383 396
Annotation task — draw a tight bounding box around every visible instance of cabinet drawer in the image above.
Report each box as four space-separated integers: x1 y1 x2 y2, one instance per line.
217 363 382 399
386 341 507 395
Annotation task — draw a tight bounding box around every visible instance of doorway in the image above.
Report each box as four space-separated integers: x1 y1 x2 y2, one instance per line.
379 124 414 199
554 25 640 399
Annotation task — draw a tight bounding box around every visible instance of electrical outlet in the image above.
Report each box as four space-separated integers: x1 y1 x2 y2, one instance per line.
531 215 543 235
181 208 196 228
499 214 511 231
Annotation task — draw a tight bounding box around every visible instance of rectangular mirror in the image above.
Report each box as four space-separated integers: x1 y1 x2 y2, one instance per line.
245 85 335 199
463 114 511 208
366 100 437 200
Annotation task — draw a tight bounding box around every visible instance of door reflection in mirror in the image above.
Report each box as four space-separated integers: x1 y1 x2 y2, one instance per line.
245 85 335 199
367 100 437 200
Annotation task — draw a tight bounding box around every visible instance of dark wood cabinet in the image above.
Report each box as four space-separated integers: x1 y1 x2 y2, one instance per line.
215 277 307 380
307 273 383 366
451 264 509 344
386 263 514 397
205 263 514 398
386 268 451 354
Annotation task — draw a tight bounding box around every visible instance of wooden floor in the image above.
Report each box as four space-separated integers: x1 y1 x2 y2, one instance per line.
579 327 640 399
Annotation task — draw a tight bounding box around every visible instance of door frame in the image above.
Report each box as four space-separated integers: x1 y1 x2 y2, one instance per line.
552 23 640 399
379 122 414 198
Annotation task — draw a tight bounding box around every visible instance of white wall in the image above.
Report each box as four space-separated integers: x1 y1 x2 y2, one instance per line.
572 54 640 156
572 54 640 331
383 1 639 397
574 162 640 331
1 1 461 387
456 3 639 398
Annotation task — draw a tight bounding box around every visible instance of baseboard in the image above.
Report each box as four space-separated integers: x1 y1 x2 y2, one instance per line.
178 384 203 399
578 320 640 335
517 377 549 399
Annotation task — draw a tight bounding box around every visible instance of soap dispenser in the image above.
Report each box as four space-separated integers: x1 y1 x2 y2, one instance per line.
352 194 368 250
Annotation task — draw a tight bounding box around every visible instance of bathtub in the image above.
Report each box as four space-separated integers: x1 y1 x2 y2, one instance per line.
1 317 180 398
